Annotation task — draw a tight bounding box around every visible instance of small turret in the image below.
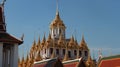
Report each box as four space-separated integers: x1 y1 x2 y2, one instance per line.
79 35 89 50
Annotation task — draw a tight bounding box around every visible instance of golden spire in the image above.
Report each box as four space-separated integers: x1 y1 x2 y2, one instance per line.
36 36 41 51
18 57 21 67
50 49 55 59
41 33 46 44
46 33 52 48
81 34 85 43
21 56 24 67
63 45 69 61
35 50 42 62
47 33 52 42
28 53 34 67
68 35 75 48
24 54 29 67
32 39 36 48
33 39 37 52
86 51 95 67
37 35 41 46
50 0 66 29
70 35 74 43
80 35 89 50
55 0 60 20
26 53 29 62
87 51 92 62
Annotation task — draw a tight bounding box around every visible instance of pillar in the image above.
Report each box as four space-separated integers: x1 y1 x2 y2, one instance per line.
10 46 13 67
13 44 18 67
0 42 3 67
5 49 8 67
10 44 18 67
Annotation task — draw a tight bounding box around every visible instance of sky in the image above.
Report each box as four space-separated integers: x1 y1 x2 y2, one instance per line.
3 0 120 59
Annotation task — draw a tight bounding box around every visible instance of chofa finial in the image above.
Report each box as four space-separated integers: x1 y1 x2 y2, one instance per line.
1 0 6 6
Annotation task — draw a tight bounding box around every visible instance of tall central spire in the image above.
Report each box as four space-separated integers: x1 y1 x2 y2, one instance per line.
55 0 60 20
56 0 59 15
50 0 66 39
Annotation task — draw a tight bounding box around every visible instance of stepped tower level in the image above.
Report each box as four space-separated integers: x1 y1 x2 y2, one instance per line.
50 1 66 39
0 1 23 67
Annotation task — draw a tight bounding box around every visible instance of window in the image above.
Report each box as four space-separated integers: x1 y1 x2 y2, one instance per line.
79 51 82 56
45 49 46 53
63 49 65 55
56 49 59 55
50 48 53 54
59 29 62 34
74 50 77 56
85 51 88 56
68 51 71 58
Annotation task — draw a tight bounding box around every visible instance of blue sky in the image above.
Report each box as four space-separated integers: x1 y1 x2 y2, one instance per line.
4 0 120 59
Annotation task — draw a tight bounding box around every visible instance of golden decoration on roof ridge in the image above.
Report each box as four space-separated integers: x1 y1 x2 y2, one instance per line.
79 35 89 50
47 33 52 42
41 33 46 44
85 51 96 67
35 50 42 62
50 49 56 59
63 46 69 61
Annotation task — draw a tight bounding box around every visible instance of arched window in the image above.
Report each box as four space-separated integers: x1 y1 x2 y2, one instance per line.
63 49 65 55
59 29 62 34
74 50 77 56
79 51 82 56
45 49 46 53
56 49 59 55
68 51 71 58
50 48 53 54
85 51 88 56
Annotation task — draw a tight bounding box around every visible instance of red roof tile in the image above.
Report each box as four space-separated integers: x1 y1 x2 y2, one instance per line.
98 55 120 67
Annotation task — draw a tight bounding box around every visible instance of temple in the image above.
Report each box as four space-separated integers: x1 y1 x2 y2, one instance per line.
18 1 96 67
0 1 23 67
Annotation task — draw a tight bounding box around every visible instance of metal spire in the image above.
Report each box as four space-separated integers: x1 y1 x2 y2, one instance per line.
56 0 59 15
1 0 6 6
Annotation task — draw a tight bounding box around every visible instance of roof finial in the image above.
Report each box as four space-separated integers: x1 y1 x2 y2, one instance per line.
56 0 59 15
1 0 6 6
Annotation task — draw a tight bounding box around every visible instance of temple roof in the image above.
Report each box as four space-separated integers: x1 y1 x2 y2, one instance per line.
34 58 63 67
98 55 120 67
0 32 23 44
0 3 23 45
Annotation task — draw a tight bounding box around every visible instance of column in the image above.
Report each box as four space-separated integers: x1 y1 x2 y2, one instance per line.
13 44 18 67
5 49 8 67
0 42 3 67
10 46 13 67
8 50 10 67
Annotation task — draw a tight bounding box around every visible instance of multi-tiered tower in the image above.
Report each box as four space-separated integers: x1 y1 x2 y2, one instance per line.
18 1 94 67
28 3 89 61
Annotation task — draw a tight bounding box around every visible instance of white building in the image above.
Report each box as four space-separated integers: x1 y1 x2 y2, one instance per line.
0 2 23 67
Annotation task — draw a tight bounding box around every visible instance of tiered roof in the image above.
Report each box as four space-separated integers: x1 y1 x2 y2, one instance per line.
50 11 66 29
98 55 120 67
